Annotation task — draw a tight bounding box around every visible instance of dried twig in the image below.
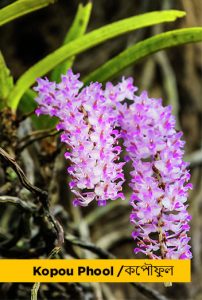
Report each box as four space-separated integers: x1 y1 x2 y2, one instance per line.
17 129 60 152
0 195 37 211
18 128 57 142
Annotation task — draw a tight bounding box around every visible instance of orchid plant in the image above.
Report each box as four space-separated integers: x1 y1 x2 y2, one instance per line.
1 0 201 265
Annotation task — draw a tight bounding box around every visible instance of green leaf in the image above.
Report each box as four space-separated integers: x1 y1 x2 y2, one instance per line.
19 89 36 113
8 10 186 110
83 27 202 84
0 0 56 27
31 115 58 130
0 52 13 109
51 2 92 82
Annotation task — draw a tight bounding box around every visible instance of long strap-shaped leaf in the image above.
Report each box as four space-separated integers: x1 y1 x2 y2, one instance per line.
0 0 56 26
0 52 14 109
83 27 202 84
51 2 92 82
8 10 185 110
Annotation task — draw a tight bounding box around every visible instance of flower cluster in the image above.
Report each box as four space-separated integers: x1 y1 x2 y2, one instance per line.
34 70 134 207
34 69 192 259
121 91 192 259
